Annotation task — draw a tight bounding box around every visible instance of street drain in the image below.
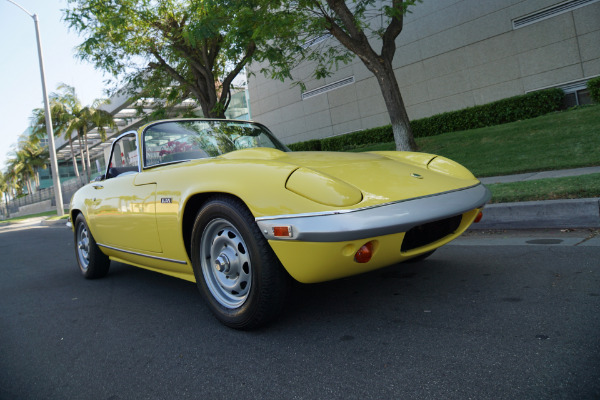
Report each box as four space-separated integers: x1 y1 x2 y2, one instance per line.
526 239 563 245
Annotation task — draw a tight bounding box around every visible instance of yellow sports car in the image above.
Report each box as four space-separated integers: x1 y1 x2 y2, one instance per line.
69 119 490 329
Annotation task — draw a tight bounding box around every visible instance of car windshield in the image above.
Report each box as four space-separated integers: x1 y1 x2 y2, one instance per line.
143 120 288 167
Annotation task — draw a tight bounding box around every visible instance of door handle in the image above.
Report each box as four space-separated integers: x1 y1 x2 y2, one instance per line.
92 184 104 190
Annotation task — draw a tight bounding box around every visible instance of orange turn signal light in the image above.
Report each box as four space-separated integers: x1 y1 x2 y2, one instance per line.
474 211 483 223
355 241 374 263
273 226 292 237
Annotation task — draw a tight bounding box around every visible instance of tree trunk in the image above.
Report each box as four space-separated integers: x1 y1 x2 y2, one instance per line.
77 134 88 182
34 170 39 191
370 61 417 151
197 83 225 118
25 176 33 196
84 132 91 182
3 193 9 218
69 138 80 177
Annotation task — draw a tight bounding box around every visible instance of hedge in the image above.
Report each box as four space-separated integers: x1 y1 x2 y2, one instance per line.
288 126 394 152
588 76 600 104
411 88 564 137
287 88 565 152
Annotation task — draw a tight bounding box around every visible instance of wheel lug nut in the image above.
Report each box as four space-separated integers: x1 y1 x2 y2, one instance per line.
215 254 230 273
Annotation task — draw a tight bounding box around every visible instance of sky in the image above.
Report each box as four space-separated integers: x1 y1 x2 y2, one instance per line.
0 0 107 171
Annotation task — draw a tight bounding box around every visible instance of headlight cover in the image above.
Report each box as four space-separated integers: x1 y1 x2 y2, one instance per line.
286 167 363 207
427 156 476 180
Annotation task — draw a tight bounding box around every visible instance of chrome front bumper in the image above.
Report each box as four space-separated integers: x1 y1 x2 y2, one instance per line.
256 184 491 242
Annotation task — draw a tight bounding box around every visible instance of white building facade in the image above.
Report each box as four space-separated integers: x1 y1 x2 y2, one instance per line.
247 0 600 145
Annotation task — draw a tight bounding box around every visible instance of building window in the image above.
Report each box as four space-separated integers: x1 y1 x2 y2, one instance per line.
531 77 597 108
563 89 592 108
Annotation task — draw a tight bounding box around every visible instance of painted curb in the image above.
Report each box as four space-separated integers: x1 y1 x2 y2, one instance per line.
40 218 70 227
471 198 600 230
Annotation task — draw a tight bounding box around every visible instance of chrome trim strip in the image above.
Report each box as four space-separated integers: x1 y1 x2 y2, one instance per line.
256 184 491 242
104 131 141 179
256 184 482 221
97 244 187 265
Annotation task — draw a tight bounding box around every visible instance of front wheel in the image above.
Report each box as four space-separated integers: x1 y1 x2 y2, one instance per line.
191 196 289 329
74 214 110 279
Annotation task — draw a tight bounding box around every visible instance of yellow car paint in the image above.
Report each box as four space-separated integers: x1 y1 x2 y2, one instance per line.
70 120 488 287
87 175 162 253
268 208 481 283
285 167 363 207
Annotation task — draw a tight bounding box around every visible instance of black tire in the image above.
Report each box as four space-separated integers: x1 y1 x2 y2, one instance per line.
191 196 289 330
74 214 110 279
406 249 436 263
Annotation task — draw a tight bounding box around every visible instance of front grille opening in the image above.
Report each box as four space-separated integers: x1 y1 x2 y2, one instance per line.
401 215 463 253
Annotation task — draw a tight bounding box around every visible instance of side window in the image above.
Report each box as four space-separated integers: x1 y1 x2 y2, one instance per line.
107 134 139 178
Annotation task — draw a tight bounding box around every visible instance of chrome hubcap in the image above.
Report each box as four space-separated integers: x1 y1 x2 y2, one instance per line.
214 254 230 273
77 224 90 270
200 218 252 309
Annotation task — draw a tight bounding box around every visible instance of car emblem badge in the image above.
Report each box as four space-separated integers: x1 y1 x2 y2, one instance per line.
161 198 173 203
411 173 423 179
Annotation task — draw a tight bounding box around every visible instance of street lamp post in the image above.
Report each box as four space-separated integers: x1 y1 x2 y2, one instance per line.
6 0 64 216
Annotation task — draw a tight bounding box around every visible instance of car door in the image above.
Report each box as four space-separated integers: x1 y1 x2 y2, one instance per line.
88 132 163 254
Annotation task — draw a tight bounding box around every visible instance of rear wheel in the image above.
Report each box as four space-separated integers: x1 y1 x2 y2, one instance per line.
74 214 110 279
191 196 289 329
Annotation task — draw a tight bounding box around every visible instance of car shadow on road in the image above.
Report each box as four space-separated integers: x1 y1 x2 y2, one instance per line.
89 250 492 333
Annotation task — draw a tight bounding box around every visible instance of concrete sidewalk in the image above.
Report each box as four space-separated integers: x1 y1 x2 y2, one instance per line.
475 166 600 230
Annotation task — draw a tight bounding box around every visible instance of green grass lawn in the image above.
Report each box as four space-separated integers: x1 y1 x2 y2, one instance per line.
349 105 600 202
353 105 600 177
487 173 600 203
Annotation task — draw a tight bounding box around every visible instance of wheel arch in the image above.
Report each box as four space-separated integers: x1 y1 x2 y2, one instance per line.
70 208 82 219
181 192 250 263
70 208 83 230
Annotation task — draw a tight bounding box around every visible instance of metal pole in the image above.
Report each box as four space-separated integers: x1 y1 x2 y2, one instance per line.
6 0 64 216
33 14 64 216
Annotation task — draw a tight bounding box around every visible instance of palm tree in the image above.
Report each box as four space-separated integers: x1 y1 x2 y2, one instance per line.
20 141 48 191
30 84 116 183
59 85 116 182
4 132 50 198
0 171 10 218
30 91 81 178
7 152 31 196
5 156 25 197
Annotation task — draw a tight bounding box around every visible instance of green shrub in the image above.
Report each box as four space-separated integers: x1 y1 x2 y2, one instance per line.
288 139 322 151
320 126 393 151
288 88 565 150
588 77 600 103
411 88 564 137
289 126 393 152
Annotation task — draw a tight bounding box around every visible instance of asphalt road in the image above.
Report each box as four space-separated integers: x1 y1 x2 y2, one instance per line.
1 224 599 400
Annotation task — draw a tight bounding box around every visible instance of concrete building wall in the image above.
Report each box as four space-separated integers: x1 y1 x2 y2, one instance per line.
247 0 600 145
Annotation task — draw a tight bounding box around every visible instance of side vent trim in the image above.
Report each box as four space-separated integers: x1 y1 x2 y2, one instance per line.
301 76 355 100
302 34 332 49
513 0 599 29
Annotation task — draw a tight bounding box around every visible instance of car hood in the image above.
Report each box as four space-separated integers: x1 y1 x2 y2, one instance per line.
220 148 480 207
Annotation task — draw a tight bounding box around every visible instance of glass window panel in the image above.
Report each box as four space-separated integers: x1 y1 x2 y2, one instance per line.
143 120 288 167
